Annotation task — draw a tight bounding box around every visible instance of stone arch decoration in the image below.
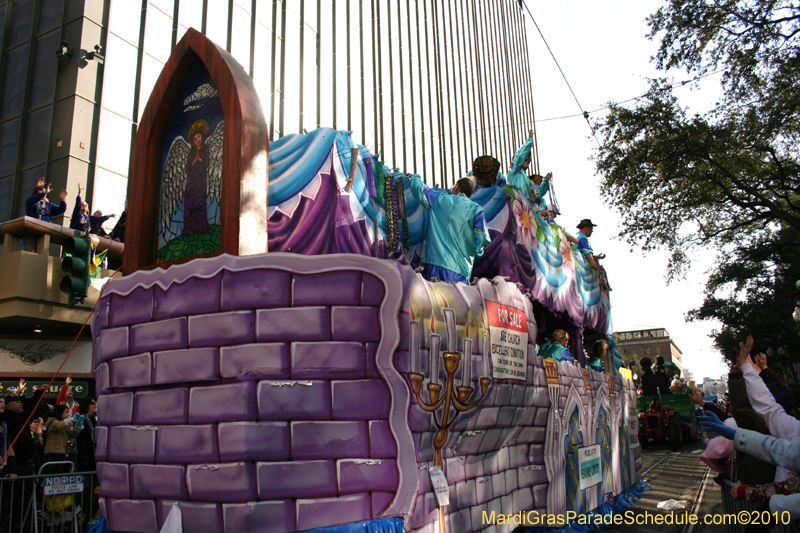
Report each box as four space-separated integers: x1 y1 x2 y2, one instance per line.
124 28 268 275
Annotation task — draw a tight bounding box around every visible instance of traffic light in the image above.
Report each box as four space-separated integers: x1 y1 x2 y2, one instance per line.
60 234 92 309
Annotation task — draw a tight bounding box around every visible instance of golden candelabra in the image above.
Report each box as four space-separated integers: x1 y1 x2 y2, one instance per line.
408 351 491 533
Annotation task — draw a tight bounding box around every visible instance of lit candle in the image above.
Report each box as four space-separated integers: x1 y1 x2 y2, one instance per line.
483 348 490 378
444 308 456 351
409 320 420 373
430 334 440 385
463 338 472 386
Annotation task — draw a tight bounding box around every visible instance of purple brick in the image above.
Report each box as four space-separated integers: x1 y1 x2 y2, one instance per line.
449 508 472 532
529 444 544 464
338 459 398 493
331 306 380 341
133 388 188 424
106 499 158 533
218 422 289 461
361 274 385 306
107 426 155 463
533 483 548 508
505 468 519 493
188 311 254 347
157 425 218 463
97 392 133 425
95 425 108 461
492 472 507 497
95 362 110 394
223 501 295 533
494 384 512 405
131 464 187 499
475 407 500 429
291 341 365 379
512 487 535 513
371 492 394 517
96 327 129 364
256 460 336 499
533 407 548 426
332 379 390 419
293 271 361 306
158 501 223 533
291 421 368 459
109 353 152 389
446 456 467 484
153 347 219 384
518 465 547 488
97 462 129 499
365 343 379 378
220 343 289 380
478 428 504 454
93 298 109 332
509 445 528 469
256 307 329 342
109 287 154 327
295 494 371 532
456 479 477 508
221 268 291 310
257 380 331 419
517 427 546 444
154 274 221 320
130 317 187 354
187 462 256 502
369 420 396 458
189 381 257 423
497 406 515 427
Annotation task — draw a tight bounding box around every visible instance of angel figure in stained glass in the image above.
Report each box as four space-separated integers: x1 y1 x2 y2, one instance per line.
161 118 224 238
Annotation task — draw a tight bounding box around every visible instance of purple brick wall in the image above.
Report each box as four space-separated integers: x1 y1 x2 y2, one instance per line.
94 255 639 533
92 255 410 533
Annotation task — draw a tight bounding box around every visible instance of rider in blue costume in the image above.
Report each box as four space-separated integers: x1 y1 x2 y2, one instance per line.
538 329 576 362
407 175 490 284
506 129 550 211
470 155 506 189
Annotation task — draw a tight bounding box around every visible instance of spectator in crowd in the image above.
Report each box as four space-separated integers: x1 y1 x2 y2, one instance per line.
110 201 127 243
567 219 605 270
538 330 575 363
69 184 116 234
29 417 44 474
407 174 490 284
3 381 49 476
0 397 17 481
43 405 79 475
56 375 79 416
700 411 800 518
76 399 96 472
25 181 68 223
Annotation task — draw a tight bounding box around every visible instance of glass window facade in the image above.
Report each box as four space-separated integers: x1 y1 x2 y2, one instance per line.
0 0 534 223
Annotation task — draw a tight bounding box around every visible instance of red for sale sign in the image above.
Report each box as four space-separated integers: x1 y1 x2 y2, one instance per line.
485 301 528 380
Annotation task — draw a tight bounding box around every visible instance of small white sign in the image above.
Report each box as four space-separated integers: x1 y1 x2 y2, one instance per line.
628 417 639 447
578 445 602 490
44 475 84 495
429 466 450 507
485 301 528 380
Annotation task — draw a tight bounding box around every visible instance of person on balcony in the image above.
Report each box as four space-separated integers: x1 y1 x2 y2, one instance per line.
407 174 490 284
25 181 67 223
69 184 116 234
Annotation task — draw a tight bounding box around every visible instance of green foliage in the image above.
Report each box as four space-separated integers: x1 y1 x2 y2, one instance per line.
687 228 800 378
157 225 221 262
595 0 800 279
595 0 800 362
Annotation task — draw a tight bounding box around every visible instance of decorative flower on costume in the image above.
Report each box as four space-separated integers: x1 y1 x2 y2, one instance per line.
559 228 574 274
512 191 535 248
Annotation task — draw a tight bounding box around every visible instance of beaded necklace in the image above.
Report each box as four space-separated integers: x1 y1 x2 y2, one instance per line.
395 178 409 251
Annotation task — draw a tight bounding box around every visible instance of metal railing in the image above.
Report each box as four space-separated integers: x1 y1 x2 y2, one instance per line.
718 478 797 533
0 462 99 533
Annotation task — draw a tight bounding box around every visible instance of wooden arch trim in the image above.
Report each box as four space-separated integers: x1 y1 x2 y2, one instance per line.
123 28 268 275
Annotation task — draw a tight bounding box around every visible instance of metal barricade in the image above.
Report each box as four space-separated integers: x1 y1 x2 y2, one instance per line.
0 462 98 533
718 478 797 533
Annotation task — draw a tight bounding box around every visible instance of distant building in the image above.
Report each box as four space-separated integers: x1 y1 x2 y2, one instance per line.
683 369 694 383
613 326 684 375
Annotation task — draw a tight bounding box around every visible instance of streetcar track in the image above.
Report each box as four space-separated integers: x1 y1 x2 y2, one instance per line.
682 465 711 533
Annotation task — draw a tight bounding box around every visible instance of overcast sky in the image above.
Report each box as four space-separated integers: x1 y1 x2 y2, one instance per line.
520 0 729 381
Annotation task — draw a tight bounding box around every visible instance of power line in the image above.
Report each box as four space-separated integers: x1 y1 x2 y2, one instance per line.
519 0 600 146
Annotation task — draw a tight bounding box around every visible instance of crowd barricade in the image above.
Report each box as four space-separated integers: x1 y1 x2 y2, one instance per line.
718 478 796 533
0 462 99 533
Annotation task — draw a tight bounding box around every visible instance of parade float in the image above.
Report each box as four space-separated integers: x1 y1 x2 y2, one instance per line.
91 29 645 533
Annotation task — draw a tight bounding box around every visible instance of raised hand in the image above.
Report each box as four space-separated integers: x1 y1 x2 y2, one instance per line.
528 129 534 138
755 352 768 370
78 183 84 195
699 410 735 440
58 189 68 201
65 375 72 386
688 384 704 405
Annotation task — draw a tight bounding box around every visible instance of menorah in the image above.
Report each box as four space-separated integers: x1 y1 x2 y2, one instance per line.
407 307 492 533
